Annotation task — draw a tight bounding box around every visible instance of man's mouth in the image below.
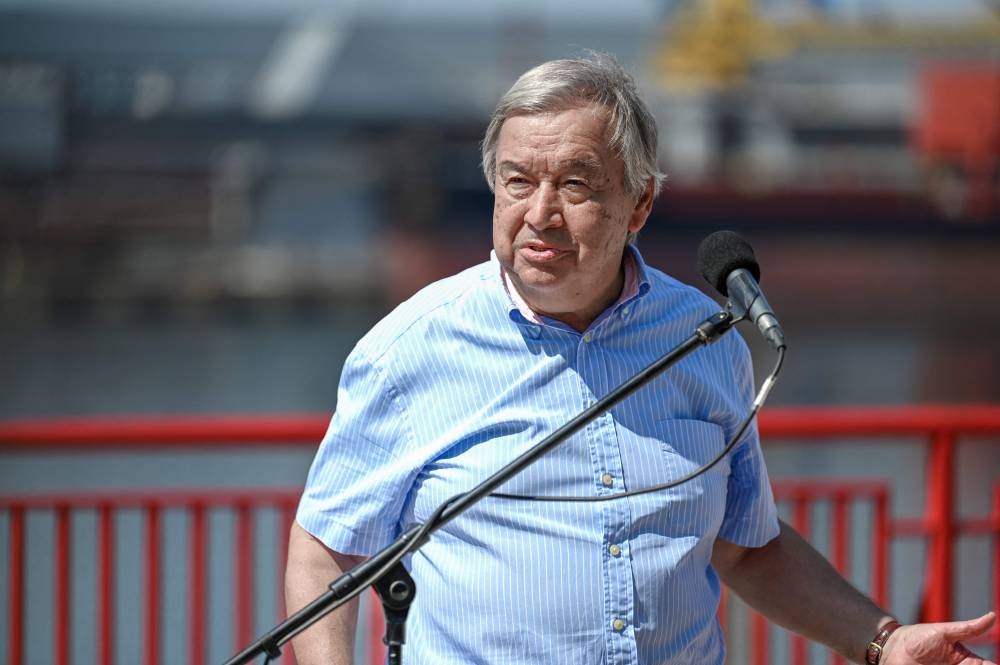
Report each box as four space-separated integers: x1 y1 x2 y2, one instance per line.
521 242 567 261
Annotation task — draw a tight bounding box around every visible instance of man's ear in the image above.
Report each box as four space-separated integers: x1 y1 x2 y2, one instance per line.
628 179 655 234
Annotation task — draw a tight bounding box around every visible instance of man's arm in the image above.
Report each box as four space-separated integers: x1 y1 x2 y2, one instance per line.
713 519 997 664
285 521 367 665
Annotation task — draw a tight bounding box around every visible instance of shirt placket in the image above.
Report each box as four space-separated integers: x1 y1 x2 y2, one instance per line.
576 325 637 665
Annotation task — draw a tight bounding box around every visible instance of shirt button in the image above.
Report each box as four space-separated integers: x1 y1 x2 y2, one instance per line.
622 306 631 316
609 543 622 557
612 618 626 632
601 473 614 487
582 332 593 343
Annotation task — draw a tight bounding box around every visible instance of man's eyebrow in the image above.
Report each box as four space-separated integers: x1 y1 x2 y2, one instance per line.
497 160 528 173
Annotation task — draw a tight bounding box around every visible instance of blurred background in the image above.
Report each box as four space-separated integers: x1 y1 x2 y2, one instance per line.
1 0 999 663
1 0 999 416
2 0 1000 413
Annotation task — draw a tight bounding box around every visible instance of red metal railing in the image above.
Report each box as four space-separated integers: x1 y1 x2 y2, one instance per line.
2 405 999 664
762 405 1000 625
0 490 301 665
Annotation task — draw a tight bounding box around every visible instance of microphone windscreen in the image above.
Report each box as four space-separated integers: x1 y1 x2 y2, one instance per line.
697 230 761 297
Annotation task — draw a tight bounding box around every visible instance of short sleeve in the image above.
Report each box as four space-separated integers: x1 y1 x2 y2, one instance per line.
717 421 780 547
296 348 417 556
716 336 780 547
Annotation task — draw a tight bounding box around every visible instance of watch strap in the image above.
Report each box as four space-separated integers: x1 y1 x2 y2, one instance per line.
865 620 902 665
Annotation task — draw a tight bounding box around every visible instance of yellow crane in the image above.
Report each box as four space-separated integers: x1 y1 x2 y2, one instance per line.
652 0 1000 91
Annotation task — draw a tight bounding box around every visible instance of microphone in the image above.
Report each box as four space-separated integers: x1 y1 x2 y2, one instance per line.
697 230 787 350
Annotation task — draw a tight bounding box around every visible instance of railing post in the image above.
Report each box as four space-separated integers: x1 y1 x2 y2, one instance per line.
236 501 254 651
190 502 207 665
925 430 956 622
55 505 71 665
98 503 114 665
873 490 889 607
8 506 24 665
145 503 161 665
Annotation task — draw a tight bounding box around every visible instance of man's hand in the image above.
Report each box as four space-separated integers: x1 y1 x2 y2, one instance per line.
882 612 997 665
712 523 997 664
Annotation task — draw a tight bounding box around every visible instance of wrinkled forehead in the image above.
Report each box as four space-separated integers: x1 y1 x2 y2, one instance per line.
497 155 606 178
495 105 622 178
497 105 614 154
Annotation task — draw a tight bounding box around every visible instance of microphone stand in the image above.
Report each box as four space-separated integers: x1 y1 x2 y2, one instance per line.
223 309 738 665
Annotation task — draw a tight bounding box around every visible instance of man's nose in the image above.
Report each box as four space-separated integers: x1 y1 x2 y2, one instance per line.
524 183 563 229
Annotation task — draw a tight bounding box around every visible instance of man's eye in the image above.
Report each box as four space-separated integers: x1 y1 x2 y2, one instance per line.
562 180 593 198
505 178 531 192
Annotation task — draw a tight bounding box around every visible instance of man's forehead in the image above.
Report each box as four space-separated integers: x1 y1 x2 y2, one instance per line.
497 155 605 173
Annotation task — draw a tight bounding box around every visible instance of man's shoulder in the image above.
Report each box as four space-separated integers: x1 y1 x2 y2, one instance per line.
642 262 722 318
355 259 501 362
640 260 751 357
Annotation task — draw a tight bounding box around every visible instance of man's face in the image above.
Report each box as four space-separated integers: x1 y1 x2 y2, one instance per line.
492 105 652 330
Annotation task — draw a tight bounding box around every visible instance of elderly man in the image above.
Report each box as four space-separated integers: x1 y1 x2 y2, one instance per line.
286 53 996 665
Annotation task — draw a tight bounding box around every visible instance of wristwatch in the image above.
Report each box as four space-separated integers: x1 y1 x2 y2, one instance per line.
865 620 902 665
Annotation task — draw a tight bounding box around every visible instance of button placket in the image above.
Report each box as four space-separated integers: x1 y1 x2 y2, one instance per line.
576 317 636 664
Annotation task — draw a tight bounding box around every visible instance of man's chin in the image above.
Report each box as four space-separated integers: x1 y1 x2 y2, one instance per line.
511 268 562 292
507 266 565 297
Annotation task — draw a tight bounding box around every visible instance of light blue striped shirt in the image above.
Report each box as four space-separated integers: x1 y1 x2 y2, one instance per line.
297 247 779 665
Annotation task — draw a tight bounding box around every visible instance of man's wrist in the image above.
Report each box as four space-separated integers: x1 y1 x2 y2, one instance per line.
864 619 902 665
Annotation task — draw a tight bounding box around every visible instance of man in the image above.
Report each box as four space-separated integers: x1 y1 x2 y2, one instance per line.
286 53 996 665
